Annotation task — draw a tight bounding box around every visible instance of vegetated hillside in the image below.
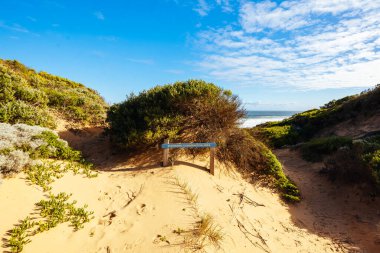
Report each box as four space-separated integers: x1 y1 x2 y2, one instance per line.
107 80 300 202
250 84 380 148
250 85 380 191
0 59 108 129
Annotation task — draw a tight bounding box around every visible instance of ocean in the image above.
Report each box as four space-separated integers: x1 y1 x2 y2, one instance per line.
240 111 299 128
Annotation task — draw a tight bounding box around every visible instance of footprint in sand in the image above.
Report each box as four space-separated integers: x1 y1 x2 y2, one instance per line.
136 203 146 215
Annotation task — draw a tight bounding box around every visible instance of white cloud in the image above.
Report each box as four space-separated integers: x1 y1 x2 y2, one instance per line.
240 0 373 33
194 0 210 16
195 0 380 89
216 0 233 12
94 11 105 20
193 0 234 16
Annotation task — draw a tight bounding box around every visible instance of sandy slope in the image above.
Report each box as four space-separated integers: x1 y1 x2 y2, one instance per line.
1 154 345 253
275 149 380 253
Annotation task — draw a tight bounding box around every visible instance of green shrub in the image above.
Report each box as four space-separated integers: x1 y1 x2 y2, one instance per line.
107 80 244 149
31 131 81 161
264 147 300 202
8 217 34 253
363 149 380 186
0 101 56 128
7 193 94 252
36 192 94 231
46 90 66 107
25 161 97 191
301 136 353 162
66 106 87 121
323 136 380 190
14 85 48 105
249 125 299 148
0 59 108 128
25 162 66 191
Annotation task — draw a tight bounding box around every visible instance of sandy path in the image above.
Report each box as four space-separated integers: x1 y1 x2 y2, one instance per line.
1 156 345 253
275 148 380 253
0 126 355 252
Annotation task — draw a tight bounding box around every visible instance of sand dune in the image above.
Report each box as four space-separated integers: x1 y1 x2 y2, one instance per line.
1 155 346 253
2 125 379 252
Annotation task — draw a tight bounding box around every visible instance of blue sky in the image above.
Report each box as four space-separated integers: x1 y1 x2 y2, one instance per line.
0 0 379 110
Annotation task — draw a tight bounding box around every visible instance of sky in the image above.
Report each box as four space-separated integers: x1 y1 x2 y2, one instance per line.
0 0 379 111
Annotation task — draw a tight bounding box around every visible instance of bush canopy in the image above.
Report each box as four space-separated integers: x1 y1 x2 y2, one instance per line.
107 80 244 149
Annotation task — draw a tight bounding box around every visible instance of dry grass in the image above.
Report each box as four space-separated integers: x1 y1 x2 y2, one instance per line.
171 177 199 207
194 214 224 249
169 176 224 252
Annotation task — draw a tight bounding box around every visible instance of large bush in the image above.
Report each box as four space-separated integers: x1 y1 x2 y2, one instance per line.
0 59 108 128
107 80 300 202
107 80 244 149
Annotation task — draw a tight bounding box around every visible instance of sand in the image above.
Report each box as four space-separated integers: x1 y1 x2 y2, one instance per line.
1 125 379 253
275 148 380 253
2 154 347 253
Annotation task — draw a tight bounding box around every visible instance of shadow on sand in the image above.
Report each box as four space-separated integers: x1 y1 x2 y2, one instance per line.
58 127 210 174
275 148 380 253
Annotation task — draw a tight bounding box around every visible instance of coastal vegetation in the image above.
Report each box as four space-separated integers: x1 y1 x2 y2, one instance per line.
300 136 353 162
0 123 95 179
7 193 94 253
323 135 380 188
250 84 380 148
0 59 108 128
107 80 300 202
250 85 380 191
0 123 96 252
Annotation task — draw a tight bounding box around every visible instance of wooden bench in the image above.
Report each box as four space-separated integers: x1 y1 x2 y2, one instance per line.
161 139 217 175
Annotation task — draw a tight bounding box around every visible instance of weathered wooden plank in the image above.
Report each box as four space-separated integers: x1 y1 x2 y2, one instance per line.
210 147 215 175
161 142 217 149
162 139 169 167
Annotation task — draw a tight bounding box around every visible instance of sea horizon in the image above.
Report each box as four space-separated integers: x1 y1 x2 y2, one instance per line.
240 110 300 128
